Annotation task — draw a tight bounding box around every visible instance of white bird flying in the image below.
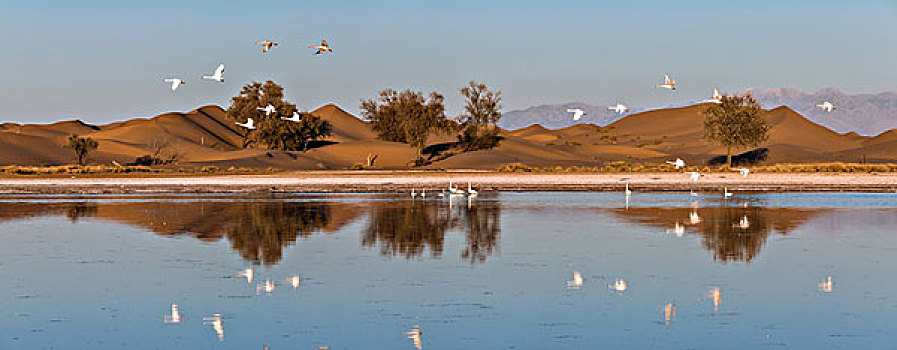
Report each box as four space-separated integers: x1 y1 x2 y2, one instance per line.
567 271 584 288
816 101 835 112
607 103 628 114
163 303 181 324
689 172 701 182
657 74 677 90
703 88 722 104
739 167 750 178
162 78 185 92
566 108 586 121
281 111 303 123
666 158 686 169
310 39 333 55
257 104 276 116
202 64 225 82
254 40 278 53
235 118 255 130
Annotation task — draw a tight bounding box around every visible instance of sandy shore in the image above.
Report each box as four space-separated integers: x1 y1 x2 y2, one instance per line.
1 171 897 194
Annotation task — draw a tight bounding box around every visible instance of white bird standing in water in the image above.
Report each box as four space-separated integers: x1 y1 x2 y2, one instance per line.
818 276 834 293
406 325 423 350
657 74 677 90
203 314 224 341
162 78 186 92
608 103 628 114
703 88 723 104
689 172 701 182
163 303 181 324
816 101 835 112
566 108 586 121
410 188 417 198
257 104 276 116
235 118 255 130
237 268 254 283
707 287 722 312
281 111 303 123
666 158 685 169
625 183 632 197
448 181 465 195
739 168 750 178
567 271 584 288
724 187 733 199
202 63 225 82
467 182 478 196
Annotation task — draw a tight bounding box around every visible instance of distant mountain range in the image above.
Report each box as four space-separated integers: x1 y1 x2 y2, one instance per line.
500 102 631 130
502 88 897 136
740 88 897 136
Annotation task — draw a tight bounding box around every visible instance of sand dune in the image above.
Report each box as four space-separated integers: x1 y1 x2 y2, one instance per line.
0 102 894 170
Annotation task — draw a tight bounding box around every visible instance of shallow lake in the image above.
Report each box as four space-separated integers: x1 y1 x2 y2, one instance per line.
2 192 896 349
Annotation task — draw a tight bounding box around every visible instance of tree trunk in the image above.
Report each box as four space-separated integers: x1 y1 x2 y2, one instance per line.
726 146 732 168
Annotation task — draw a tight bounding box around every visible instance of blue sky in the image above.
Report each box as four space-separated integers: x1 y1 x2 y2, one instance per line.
2 0 896 123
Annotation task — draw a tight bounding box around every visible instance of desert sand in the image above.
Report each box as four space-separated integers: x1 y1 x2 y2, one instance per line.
1 103 896 171
2 172 896 194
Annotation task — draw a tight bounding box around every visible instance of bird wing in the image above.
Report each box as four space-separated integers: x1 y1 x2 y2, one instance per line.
321 39 328 46
315 48 324 55
664 74 671 84
215 64 225 76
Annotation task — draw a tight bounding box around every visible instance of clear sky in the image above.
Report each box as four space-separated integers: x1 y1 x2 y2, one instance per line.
2 0 896 123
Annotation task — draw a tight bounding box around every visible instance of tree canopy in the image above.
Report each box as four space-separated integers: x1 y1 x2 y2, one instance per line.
360 89 452 160
458 80 502 151
227 81 331 151
703 94 770 167
66 134 98 166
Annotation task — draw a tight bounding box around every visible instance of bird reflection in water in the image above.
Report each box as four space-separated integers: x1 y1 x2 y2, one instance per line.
663 302 676 325
406 325 423 349
609 278 627 293
689 210 701 225
666 221 685 237
238 268 254 284
203 314 224 341
257 279 275 294
818 276 834 293
287 275 302 288
163 303 181 324
706 287 722 312
566 271 584 289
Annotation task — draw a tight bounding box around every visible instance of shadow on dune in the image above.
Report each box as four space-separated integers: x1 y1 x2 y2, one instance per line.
708 148 769 166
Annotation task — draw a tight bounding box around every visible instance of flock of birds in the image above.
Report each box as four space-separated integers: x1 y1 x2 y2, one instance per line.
565 73 837 121
410 181 478 199
161 39 332 93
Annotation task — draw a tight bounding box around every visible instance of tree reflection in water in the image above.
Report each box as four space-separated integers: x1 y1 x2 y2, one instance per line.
225 202 332 266
363 198 501 265
610 206 819 263
697 208 770 263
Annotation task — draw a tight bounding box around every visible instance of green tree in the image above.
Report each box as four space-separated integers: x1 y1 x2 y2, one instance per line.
703 94 770 167
66 134 98 166
458 80 503 151
360 89 452 161
226 81 331 151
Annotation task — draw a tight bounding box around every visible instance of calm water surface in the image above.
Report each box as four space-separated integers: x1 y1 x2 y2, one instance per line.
2 192 896 349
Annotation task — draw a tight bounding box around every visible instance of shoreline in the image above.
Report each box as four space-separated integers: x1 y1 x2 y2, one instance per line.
2 172 897 194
